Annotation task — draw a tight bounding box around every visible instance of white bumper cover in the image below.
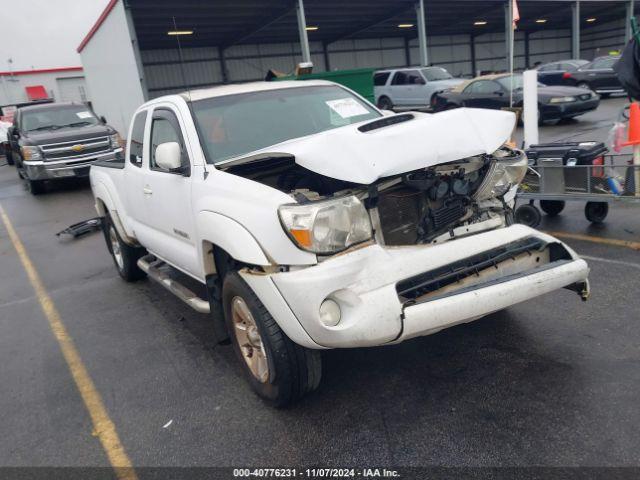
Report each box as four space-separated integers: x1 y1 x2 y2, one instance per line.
244 225 589 349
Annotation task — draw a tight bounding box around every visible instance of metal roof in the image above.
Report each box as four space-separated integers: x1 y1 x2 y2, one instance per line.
126 0 636 51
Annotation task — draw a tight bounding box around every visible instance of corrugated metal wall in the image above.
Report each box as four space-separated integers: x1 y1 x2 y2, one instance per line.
142 22 622 99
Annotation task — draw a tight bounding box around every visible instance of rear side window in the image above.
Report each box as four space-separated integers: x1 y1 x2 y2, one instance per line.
406 70 425 85
374 72 391 86
129 110 147 167
391 71 408 85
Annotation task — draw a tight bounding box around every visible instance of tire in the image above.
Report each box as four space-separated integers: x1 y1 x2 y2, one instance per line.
540 200 565 216
377 96 393 110
26 179 45 195
222 271 322 407
600 93 611 99
584 201 608 224
6 152 14 166
102 214 147 281
576 81 591 90
515 204 542 228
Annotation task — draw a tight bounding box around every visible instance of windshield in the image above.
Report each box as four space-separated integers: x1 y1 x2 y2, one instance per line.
497 75 545 91
22 105 100 132
191 85 380 164
421 67 453 81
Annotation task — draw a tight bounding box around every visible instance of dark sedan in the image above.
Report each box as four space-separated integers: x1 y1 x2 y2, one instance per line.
432 74 600 123
536 59 589 86
563 56 624 97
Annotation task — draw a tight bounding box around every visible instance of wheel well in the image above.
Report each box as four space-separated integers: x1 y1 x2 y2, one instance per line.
202 241 243 279
95 198 108 217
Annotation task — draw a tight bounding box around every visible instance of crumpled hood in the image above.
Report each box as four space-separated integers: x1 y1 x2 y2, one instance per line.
237 108 516 184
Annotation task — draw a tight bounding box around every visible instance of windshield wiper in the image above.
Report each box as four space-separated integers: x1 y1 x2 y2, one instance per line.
28 125 61 132
57 121 94 128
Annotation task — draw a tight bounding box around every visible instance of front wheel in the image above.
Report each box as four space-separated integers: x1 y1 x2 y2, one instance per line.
515 204 542 228
102 214 147 281
223 272 321 407
26 179 45 195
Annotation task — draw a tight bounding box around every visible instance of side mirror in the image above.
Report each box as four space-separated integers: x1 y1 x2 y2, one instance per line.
100 116 107 124
155 142 184 172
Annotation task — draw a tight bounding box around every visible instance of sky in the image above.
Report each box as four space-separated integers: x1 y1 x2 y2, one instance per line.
0 0 110 72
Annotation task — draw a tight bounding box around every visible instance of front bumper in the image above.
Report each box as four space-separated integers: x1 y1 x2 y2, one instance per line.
244 225 589 349
22 148 123 181
542 98 600 119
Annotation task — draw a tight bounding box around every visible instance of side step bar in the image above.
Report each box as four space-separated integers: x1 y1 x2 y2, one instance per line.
137 255 210 314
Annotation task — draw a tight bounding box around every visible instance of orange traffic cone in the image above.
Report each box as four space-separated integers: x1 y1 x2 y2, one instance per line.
622 102 640 147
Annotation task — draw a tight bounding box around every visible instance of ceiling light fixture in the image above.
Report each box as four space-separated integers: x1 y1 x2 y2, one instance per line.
305 26 319 31
167 30 193 35
474 21 488 26
398 23 414 28
586 17 597 22
535 19 548 24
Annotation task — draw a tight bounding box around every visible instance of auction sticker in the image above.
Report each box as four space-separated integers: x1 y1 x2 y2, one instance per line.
326 98 369 118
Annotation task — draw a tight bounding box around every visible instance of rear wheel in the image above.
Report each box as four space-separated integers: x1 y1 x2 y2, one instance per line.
584 202 608 224
540 200 565 216
102 214 147 281
377 96 393 110
223 271 321 407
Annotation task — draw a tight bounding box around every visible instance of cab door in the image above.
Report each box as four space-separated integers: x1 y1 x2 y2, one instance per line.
123 109 151 236
139 105 200 277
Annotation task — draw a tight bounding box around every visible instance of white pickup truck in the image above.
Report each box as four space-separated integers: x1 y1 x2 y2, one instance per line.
90 80 590 407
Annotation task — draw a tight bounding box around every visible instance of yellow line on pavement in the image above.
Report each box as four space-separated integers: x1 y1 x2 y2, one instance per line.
0 204 137 480
544 231 640 251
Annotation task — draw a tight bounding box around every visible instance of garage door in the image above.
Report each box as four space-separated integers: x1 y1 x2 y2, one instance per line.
56 76 89 103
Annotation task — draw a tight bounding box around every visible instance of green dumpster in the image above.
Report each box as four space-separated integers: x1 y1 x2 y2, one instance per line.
275 68 376 104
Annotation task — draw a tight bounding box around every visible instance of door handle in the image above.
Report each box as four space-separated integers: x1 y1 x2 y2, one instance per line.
143 186 153 196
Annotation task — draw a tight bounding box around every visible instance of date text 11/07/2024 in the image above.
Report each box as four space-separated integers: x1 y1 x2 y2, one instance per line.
233 468 401 478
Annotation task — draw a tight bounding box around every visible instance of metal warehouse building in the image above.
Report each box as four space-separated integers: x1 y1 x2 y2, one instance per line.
78 0 638 135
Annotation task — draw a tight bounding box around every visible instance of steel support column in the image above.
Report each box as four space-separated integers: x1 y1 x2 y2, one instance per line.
572 1 580 59
404 37 411 66
296 0 312 64
470 34 477 76
322 42 331 71
524 31 530 69
416 0 428 66
625 0 635 44
505 1 513 73
218 46 229 84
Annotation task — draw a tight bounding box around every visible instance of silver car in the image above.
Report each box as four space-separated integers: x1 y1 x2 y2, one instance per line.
374 66 464 110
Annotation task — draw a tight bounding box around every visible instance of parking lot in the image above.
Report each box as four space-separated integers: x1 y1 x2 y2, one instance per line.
1 97 639 474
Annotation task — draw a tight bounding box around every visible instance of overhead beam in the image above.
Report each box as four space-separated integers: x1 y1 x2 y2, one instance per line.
220 2 295 49
324 2 414 45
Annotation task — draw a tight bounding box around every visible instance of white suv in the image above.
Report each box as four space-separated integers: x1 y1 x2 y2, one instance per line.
374 66 464 110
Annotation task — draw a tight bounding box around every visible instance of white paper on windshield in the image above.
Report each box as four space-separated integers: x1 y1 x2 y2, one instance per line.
76 111 93 119
326 98 369 119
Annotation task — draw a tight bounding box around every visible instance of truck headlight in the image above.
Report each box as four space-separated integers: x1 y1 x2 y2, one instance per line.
21 146 43 161
109 133 123 149
549 96 577 103
474 154 528 201
279 195 372 254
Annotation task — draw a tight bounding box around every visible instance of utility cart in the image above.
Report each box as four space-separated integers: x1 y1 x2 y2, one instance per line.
515 142 640 227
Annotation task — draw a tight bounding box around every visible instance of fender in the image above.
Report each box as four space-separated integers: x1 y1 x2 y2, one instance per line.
197 210 271 267
92 180 138 246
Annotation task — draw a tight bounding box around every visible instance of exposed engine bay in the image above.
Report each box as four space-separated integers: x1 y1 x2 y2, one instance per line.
223 146 522 248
